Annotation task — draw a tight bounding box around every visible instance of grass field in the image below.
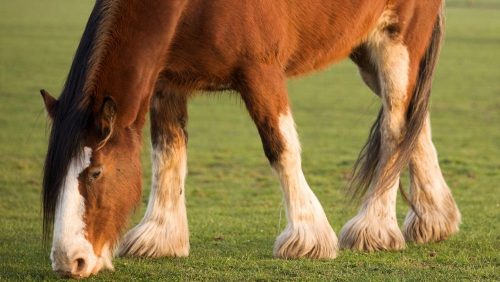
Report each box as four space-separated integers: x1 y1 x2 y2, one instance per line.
1 1 499 281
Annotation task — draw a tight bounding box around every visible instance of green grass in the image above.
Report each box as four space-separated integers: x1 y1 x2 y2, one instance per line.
1 1 499 281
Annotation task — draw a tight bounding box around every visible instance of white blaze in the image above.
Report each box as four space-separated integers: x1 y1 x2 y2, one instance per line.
50 147 100 276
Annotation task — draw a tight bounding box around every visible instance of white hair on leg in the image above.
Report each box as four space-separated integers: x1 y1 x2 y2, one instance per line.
340 11 409 251
404 116 461 243
339 179 404 251
118 139 189 257
273 111 338 259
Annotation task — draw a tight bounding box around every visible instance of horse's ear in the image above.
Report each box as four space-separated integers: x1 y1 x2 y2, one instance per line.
96 96 117 148
40 89 57 119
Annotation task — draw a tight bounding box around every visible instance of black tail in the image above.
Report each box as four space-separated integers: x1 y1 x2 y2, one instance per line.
349 6 445 199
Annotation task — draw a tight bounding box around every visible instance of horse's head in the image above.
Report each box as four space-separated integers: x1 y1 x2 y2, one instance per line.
41 90 142 278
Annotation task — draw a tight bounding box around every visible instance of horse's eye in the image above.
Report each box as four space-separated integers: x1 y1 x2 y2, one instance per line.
88 166 103 182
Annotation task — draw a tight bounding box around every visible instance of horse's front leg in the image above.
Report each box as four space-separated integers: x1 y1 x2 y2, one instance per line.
118 88 189 257
237 64 338 259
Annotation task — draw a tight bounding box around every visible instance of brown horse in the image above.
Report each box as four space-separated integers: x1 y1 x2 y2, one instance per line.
41 0 460 278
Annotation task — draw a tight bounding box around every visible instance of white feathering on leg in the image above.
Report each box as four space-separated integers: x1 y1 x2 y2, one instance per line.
273 111 338 259
119 141 189 257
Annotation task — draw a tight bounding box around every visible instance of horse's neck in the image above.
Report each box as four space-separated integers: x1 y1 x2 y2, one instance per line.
91 1 187 129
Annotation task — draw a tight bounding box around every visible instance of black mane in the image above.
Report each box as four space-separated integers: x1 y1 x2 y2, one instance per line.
42 1 105 242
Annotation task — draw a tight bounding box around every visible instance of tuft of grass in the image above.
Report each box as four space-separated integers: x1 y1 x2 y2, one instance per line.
0 0 499 280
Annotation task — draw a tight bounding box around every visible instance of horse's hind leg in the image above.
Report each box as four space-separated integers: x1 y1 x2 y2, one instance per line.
404 115 461 243
119 87 189 257
236 64 338 259
340 14 415 251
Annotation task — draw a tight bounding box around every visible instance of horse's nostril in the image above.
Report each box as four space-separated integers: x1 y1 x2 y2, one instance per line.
74 257 86 273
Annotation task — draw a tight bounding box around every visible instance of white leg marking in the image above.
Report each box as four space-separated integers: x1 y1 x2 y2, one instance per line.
119 140 189 257
273 111 338 259
404 116 461 243
339 180 404 251
340 12 409 251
